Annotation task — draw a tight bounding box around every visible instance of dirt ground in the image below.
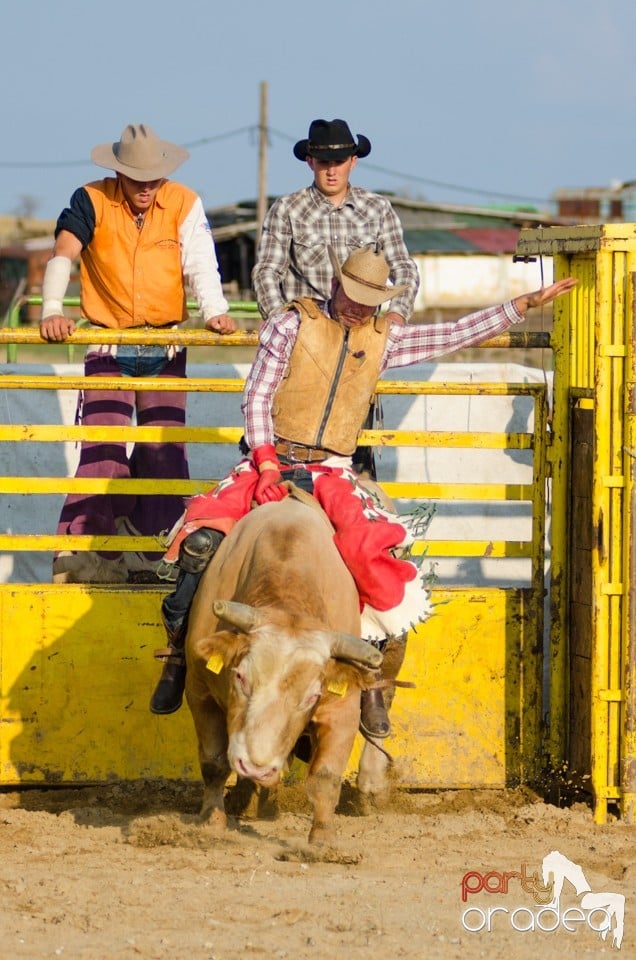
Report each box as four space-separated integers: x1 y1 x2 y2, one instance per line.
0 774 633 960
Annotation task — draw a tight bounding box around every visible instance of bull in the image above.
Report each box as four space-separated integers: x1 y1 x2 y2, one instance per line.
183 495 391 844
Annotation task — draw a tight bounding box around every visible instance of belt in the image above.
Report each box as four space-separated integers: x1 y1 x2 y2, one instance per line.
274 440 331 463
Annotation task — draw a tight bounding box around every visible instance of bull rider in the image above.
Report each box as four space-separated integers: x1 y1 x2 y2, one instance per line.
149 244 577 739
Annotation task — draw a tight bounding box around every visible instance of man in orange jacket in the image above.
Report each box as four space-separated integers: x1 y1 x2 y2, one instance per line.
40 123 236 584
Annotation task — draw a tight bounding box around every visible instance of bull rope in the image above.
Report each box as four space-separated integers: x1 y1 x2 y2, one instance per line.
282 480 336 533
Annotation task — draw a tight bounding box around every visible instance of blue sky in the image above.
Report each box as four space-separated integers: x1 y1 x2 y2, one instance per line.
2 0 635 220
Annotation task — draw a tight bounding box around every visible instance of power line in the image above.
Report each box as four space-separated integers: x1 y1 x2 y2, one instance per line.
0 159 90 169
0 122 552 207
266 126 550 206
183 126 254 149
0 126 255 169
362 161 549 206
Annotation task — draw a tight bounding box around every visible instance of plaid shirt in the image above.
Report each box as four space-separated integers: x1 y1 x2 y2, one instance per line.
252 184 419 322
242 298 524 450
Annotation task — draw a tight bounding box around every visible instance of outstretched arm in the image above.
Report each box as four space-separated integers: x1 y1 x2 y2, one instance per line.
512 277 578 315
384 277 579 370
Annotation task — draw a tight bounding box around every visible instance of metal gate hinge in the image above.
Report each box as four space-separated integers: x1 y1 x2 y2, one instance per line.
602 475 625 487
598 689 625 702
599 344 627 357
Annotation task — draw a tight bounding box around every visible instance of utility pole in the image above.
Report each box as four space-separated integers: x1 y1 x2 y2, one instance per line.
256 81 268 239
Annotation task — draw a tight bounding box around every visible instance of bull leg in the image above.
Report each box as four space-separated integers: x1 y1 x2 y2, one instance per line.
305 699 360 845
225 777 258 816
358 636 407 804
224 779 279 820
189 694 231 833
200 758 231 833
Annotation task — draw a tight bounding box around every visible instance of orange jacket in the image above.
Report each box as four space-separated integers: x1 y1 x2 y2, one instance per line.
80 178 197 328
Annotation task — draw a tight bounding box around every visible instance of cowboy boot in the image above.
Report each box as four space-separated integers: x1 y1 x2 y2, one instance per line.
360 688 391 739
150 529 224 715
359 634 408 739
150 619 187 715
150 569 199 714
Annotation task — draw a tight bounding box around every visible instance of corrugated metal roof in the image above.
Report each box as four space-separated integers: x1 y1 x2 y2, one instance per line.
403 228 520 255
403 229 476 253
452 228 520 254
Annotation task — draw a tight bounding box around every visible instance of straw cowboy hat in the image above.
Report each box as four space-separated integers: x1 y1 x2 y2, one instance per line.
91 124 189 180
328 245 407 307
294 118 371 162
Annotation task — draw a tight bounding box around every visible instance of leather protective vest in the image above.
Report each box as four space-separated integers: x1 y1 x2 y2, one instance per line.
272 298 389 455
80 179 194 328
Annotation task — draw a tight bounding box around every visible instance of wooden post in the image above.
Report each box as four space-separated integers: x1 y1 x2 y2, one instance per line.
256 82 268 240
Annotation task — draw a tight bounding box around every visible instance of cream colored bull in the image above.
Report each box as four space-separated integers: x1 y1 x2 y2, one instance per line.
184 497 385 844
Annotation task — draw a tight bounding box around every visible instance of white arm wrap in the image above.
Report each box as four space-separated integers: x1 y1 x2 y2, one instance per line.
41 256 72 319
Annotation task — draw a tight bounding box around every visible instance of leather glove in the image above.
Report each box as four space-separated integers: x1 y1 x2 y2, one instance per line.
252 444 288 505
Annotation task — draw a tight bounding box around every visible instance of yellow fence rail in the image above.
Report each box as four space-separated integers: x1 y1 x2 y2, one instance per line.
0 356 547 571
1 306 552 790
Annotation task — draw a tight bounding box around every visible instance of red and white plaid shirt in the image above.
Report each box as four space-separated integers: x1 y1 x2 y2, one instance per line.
242 299 524 451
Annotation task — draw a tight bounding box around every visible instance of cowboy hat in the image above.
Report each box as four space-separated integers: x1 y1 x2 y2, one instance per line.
293 119 371 162
328 245 408 307
91 124 189 180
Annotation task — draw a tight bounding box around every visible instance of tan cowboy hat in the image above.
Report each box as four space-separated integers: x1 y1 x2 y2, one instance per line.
91 123 189 180
328 245 408 307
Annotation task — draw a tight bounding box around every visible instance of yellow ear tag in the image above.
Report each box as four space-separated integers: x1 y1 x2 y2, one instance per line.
205 652 224 674
327 679 348 697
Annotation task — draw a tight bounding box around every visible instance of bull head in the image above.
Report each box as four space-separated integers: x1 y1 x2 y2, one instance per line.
212 599 382 668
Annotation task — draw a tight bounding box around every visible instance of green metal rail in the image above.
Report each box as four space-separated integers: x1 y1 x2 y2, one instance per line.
3 295 261 363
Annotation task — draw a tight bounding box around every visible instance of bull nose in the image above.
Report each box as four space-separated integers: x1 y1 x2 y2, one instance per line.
234 756 280 783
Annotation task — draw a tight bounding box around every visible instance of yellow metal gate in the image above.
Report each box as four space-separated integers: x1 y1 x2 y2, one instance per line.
516 223 636 822
0 320 550 791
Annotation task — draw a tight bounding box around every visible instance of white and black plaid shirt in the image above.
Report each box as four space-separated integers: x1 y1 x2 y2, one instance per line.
252 184 420 322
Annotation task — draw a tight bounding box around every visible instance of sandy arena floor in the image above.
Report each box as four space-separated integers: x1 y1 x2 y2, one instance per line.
1 776 633 960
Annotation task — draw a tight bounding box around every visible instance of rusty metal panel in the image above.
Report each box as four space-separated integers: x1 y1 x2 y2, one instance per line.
569 404 594 779
0 584 537 789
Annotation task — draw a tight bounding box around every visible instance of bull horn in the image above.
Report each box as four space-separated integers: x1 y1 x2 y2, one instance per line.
213 600 264 632
329 632 383 668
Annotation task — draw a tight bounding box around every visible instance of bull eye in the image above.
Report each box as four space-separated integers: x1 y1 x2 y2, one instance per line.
233 668 251 697
299 688 321 711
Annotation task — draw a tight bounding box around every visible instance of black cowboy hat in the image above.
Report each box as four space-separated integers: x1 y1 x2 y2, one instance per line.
293 119 372 162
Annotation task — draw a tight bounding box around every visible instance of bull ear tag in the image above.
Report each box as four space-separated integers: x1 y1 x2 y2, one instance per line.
327 679 348 696
206 652 224 674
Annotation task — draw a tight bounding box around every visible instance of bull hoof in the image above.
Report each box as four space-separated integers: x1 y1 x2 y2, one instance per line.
357 788 390 816
308 823 337 846
199 807 228 834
